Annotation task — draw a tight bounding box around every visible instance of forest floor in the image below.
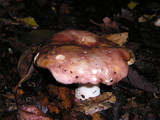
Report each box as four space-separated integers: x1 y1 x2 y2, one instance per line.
0 0 160 120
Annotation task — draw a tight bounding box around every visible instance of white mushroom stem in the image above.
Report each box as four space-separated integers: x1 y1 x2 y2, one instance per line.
75 84 100 100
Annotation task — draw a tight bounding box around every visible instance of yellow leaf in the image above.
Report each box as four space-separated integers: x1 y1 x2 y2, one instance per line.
128 1 139 9
15 17 39 28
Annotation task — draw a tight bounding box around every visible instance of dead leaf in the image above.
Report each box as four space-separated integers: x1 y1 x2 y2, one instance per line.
122 67 160 93
102 32 128 46
6 92 15 99
73 92 116 115
18 105 53 120
138 14 156 23
91 113 102 120
17 46 37 78
47 84 74 110
13 46 37 92
37 91 60 114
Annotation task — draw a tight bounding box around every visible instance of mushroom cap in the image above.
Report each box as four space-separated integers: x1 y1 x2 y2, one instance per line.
34 30 134 85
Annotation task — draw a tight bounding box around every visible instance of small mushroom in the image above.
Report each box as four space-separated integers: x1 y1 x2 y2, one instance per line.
34 29 135 100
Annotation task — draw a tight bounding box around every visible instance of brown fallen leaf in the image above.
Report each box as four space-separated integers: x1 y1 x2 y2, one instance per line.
122 67 160 93
18 105 53 120
35 86 74 119
6 92 15 99
138 14 156 23
46 84 74 110
37 91 60 114
73 92 116 115
102 32 128 46
91 113 102 120
17 46 37 78
13 46 37 92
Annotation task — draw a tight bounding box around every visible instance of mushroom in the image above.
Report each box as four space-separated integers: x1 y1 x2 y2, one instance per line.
33 29 135 100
